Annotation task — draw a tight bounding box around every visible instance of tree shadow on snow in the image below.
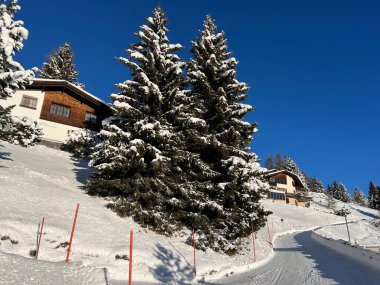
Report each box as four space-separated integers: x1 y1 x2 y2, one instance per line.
71 158 94 185
149 243 217 285
349 206 379 219
291 231 380 285
0 143 12 168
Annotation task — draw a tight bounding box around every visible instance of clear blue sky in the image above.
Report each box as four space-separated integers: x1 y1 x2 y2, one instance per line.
17 0 379 194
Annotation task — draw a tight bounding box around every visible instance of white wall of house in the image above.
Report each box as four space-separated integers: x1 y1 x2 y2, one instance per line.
276 175 296 194
0 89 45 120
38 119 81 143
1 89 78 144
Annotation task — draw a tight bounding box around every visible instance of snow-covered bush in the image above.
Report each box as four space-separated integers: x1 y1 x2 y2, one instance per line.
61 129 97 158
2 116 43 147
335 207 351 217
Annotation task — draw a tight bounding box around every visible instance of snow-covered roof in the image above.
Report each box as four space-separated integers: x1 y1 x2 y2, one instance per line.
30 78 109 108
264 169 309 190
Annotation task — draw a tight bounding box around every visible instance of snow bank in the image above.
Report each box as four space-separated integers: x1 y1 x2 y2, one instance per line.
312 232 380 272
0 251 107 285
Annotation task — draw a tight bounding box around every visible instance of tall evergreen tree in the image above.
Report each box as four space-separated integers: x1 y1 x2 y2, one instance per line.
187 15 270 253
0 0 34 141
39 42 84 88
326 181 350 203
353 187 367 206
275 153 282 169
0 0 34 100
368 181 378 209
264 155 274 169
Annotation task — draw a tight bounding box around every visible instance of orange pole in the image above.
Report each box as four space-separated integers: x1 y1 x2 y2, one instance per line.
192 230 196 275
66 203 80 264
251 224 256 262
35 217 45 259
128 230 133 285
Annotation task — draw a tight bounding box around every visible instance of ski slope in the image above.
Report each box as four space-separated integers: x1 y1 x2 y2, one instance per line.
1 141 379 284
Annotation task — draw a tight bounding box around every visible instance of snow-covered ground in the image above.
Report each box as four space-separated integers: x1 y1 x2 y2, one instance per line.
0 141 379 284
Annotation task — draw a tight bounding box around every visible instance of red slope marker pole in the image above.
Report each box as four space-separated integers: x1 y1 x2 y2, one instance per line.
35 217 45 259
66 203 80 264
251 224 256 262
192 230 197 275
128 230 133 285
267 223 272 248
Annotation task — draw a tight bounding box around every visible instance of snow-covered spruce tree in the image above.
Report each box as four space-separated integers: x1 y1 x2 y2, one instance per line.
187 15 270 253
0 0 34 100
0 0 34 143
282 155 307 187
39 42 84 88
264 155 274 169
368 181 378 209
307 177 325 193
353 187 367 206
61 129 98 158
326 181 350 203
85 7 219 244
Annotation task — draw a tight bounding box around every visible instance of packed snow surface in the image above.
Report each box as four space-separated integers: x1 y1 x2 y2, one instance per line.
0 141 379 284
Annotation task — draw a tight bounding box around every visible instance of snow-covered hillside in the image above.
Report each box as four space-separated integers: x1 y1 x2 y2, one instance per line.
0 141 379 284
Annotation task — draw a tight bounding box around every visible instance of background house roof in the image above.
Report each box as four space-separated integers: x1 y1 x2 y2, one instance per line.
30 78 109 108
264 169 309 190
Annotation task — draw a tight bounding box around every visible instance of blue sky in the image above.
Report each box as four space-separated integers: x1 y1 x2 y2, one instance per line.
17 0 379 194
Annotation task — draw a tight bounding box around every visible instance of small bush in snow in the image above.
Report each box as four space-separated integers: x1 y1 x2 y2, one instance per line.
334 207 351 217
61 129 97 158
1 115 43 147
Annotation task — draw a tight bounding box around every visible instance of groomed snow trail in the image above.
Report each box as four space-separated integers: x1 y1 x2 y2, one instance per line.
218 231 380 285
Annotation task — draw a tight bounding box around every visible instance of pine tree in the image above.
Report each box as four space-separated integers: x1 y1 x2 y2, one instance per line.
264 155 274 169
282 155 307 187
187 15 270 253
275 153 282 169
326 181 350 203
0 0 34 143
307 177 325 193
85 7 221 248
0 0 34 100
353 187 367 206
39 42 84 88
368 181 378 209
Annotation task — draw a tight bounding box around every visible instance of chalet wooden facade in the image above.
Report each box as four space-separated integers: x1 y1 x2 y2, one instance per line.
265 169 311 207
0 79 113 146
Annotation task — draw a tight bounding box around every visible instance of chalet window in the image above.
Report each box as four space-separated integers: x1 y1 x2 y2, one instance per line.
85 112 97 124
268 191 286 200
276 177 287 184
20 95 37 109
50 103 70 118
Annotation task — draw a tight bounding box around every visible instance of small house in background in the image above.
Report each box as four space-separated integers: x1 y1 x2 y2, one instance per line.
0 79 113 148
265 169 311 207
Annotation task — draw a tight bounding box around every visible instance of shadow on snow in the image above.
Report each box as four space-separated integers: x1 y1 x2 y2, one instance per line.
149 242 217 285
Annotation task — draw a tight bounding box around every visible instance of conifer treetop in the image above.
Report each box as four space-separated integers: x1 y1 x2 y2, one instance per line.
39 42 84 88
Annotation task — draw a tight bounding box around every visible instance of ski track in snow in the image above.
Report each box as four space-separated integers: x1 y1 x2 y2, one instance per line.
217 231 380 285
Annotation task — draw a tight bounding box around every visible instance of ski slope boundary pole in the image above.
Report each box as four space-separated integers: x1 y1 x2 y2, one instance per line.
128 229 133 285
267 223 272 248
192 230 197 275
251 224 256 262
35 217 45 259
66 203 80 264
